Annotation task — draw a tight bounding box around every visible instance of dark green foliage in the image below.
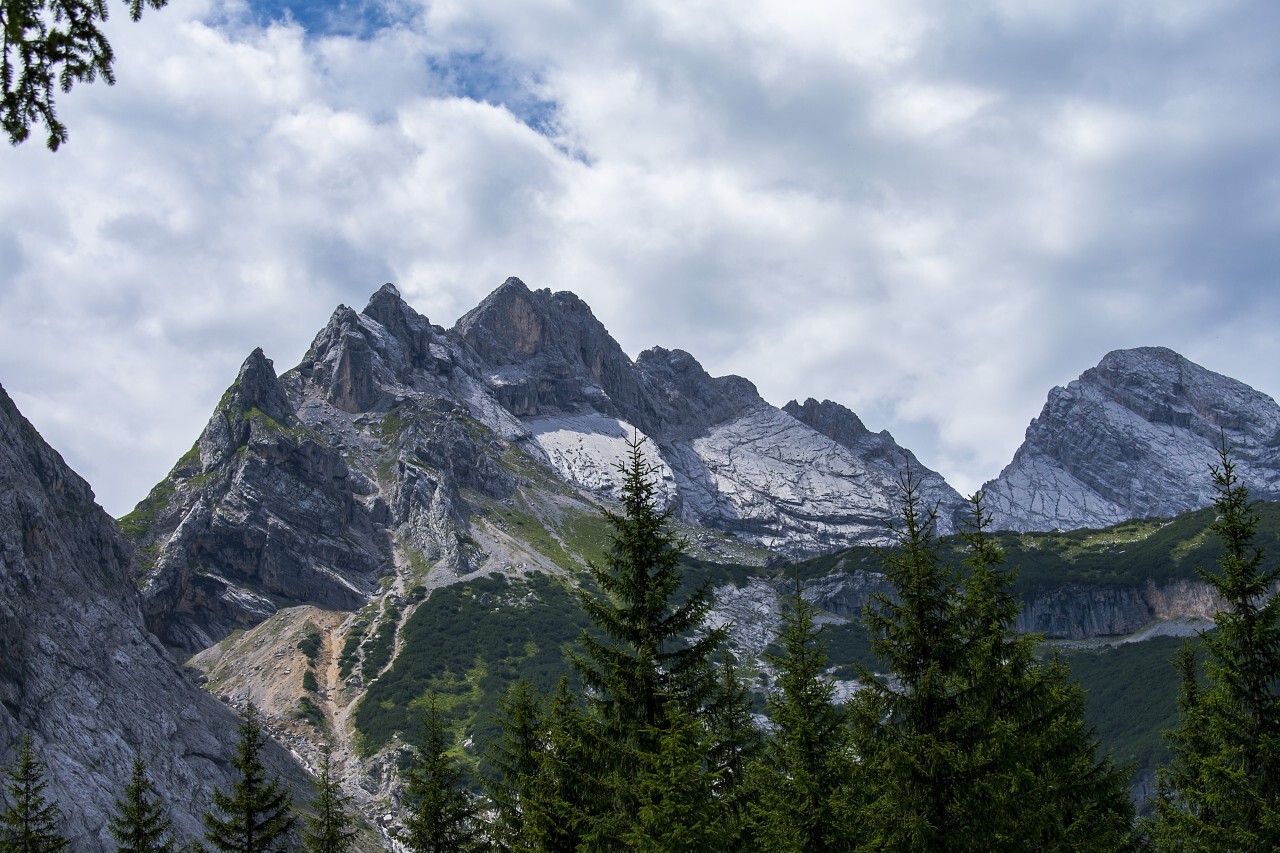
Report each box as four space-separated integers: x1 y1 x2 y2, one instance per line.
360 604 400 678
483 680 549 853
298 624 323 664
564 434 744 848
1153 444 1280 850
108 758 173 852
1063 636 1196 792
401 696 480 853
355 573 592 755
301 669 319 694
0 0 168 150
620 702 729 853
792 501 1280 591
296 696 325 730
302 743 358 853
747 582 855 852
337 626 363 679
204 704 296 852
950 493 1137 849
0 733 68 851
849 479 1137 851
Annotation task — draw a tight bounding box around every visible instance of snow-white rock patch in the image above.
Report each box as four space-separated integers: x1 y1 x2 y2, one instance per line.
524 413 677 503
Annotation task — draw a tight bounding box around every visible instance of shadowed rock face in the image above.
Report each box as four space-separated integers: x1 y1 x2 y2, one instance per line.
982 347 1280 532
0 384 308 849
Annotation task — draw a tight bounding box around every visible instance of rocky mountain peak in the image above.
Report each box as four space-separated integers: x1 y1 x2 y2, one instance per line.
230 347 292 423
634 346 762 439
783 398 871 448
453 278 646 420
294 287 456 414
196 348 294 471
982 347 1280 532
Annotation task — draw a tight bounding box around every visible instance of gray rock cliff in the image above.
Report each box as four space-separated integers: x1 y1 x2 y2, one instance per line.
983 347 1280 532
0 383 308 848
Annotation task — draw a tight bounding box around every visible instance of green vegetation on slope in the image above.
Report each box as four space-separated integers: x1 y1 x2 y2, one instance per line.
354 573 594 755
791 501 1280 589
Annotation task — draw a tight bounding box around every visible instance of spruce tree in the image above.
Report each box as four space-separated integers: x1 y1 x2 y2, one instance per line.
569 433 733 847
951 492 1135 851
203 704 296 853
747 580 856 853
1153 441 1280 850
848 469 966 851
621 701 727 853
109 757 174 853
0 733 68 852
400 695 479 853
302 743 357 853
484 680 548 853
850 474 1137 851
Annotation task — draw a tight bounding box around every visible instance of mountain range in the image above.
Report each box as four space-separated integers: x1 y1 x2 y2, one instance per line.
5 276 1280 845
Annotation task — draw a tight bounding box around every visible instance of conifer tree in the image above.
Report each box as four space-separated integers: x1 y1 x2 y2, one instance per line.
481 676 552 845
527 678 589 852
848 469 966 851
850 474 1137 851
108 757 174 853
952 492 1135 851
622 701 727 853
204 704 296 853
569 433 734 847
1153 441 1280 850
400 695 479 853
302 743 357 853
747 580 856 852
0 733 68 852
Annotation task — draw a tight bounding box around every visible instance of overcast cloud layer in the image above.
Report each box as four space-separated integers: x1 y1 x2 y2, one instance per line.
2 0 1278 517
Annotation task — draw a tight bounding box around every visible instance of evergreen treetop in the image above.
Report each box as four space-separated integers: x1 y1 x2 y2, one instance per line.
400 695 479 853
203 704 295 853
302 742 358 853
0 732 68 853
108 757 174 853
1153 440 1280 850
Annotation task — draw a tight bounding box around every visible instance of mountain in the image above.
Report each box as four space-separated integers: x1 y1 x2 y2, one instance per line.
982 346 1280 532
128 279 962 656
0 383 310 848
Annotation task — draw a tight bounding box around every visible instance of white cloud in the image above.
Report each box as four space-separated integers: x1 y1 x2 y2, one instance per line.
2 0 1280 516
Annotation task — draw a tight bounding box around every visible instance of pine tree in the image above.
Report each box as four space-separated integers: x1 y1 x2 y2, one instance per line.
621 701 728 853
204 704 296 853
951 492 1135 851
0 733 68 852
1153 440 1280 850
108 757 174 853
400 695 479 853
849 468 966 850
302 743 357 853
850 474 1137 851
484 679 544 852
569 433 734 847
747 579 857 852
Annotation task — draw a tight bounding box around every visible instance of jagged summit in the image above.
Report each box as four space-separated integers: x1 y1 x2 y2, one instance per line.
982 346 1280 532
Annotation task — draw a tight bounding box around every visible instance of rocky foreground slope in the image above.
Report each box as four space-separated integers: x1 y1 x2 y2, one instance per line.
0 384 310 848
983 347 1280 532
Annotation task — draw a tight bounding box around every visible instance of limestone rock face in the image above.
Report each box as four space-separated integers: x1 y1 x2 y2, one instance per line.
134 288 525 656
0 384 307 849
983 347 1280 532
453 279 956 551
784 398 965 532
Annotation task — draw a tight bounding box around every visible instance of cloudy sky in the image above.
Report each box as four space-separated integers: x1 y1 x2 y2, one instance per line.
2 0 1278 517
